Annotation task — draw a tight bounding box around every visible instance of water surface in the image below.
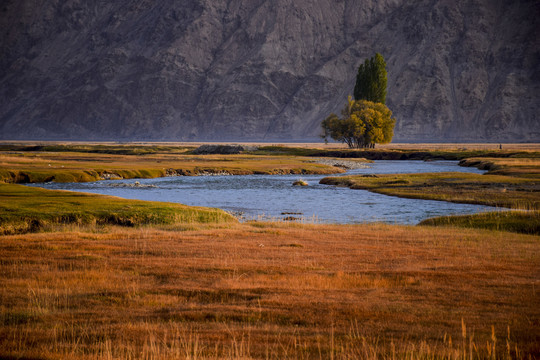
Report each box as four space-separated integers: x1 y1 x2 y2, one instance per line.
30 160 494 224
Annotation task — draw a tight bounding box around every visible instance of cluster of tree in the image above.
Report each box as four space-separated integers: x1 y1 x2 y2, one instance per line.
322 97 395 148
322 53 395 148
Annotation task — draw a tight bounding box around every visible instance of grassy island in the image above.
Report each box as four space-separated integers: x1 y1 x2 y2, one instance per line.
319 172 540 210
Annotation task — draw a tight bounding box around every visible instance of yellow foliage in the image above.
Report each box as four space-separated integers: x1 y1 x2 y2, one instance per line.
322 96 396 148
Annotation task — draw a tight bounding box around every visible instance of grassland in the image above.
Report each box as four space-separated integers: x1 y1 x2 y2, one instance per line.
251 145 540 161
1 142 539 358
1 223 538 359
0 184 236 235
460 157 540 178
0 150 344 184
419 210 540 235
0 143 195 155
1 142 539 184
320 172 540 210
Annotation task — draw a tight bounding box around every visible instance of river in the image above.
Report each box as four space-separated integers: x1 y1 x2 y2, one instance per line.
28 160 495 224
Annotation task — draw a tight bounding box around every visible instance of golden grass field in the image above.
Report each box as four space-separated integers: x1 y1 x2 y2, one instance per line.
1 223 539 359
0 142 539 359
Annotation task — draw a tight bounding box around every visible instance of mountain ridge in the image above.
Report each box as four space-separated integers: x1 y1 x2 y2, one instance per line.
1 0 538 142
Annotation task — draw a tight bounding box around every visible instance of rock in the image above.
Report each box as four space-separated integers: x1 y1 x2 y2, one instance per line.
314 158 371 170
0 0 538 142
195 170 232 176
293 179 308 186
283 216 300 221
100 172 123 180
108 181 157 188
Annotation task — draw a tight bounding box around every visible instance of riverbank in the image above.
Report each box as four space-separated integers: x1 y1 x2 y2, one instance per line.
1 143 539 184
419 210 540 234
320 172 540 210
0 184 235 235
0 151 346 184
2 143 538 232
250 145 540 161
459 157 540 178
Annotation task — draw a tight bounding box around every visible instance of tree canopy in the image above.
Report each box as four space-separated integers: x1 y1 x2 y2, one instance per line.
353 53 387 104
321 97 395 148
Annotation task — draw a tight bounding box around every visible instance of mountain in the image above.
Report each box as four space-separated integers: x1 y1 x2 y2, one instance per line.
1 0 539 142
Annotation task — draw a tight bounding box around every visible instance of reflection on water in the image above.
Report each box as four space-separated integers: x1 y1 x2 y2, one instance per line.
28 160 495 224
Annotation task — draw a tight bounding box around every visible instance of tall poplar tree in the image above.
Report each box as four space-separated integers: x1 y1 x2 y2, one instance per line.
353 53 387 105
322 53 394 148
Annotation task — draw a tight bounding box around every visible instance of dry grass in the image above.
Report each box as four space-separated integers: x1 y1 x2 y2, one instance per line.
460 158 540 178
1 141 539 358
1 223 538 359
419 210 540 235
320 172 540 210
0 184 236 235
0 151 344 183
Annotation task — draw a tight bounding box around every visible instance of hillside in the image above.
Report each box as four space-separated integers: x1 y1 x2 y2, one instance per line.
0 0 538 141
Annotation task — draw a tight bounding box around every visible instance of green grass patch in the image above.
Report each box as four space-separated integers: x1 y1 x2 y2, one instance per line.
0 169 102 183
0 169 167 183
419 211 540 235
320 172 540 209
0 184 236 235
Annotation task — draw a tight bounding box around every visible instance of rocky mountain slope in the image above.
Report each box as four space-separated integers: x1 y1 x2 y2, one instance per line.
1 0 539 142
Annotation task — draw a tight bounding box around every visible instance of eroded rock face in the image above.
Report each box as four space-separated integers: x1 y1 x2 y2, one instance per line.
1 0 538 142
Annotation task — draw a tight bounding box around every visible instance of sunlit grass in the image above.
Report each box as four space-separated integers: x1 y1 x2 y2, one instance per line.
0 151 345 183
1 142 539 358
460 157 540 178
2 143 539 184
0 184 236 234
419 210 540 235
320 172 540 210
0 223 538 358
252 145 540 161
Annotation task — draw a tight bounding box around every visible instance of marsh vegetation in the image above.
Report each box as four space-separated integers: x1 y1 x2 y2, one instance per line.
319 172 540 210
0 184 235 235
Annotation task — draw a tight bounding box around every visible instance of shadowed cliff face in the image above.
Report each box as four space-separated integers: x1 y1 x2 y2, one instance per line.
1 0 538 141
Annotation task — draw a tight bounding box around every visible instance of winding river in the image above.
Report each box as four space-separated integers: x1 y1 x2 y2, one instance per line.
29 160 495 224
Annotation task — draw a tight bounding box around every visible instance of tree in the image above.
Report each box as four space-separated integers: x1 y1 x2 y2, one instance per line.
353 53 387 104
321 97 395 148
